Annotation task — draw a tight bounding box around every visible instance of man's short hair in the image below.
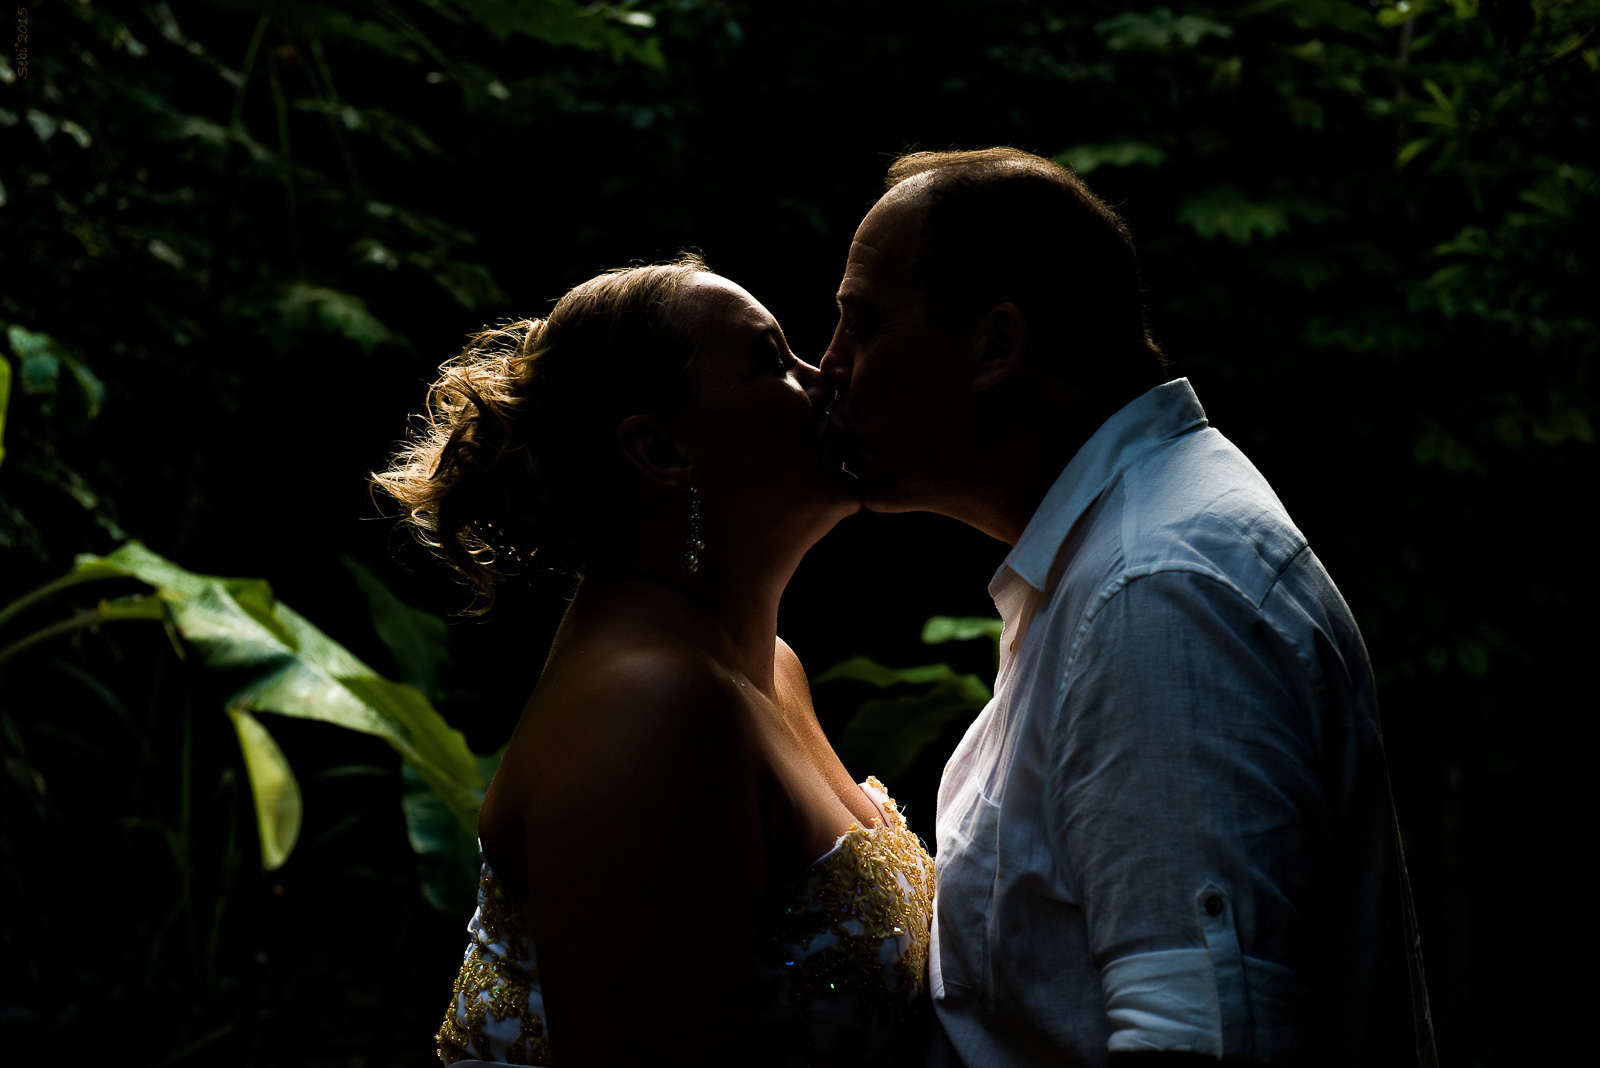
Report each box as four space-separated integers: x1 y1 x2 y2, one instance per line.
886 147 1168 399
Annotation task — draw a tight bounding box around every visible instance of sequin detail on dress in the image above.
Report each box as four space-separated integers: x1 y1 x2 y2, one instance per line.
434 777 933 1066
752 776 935 1065
436 861 550 1066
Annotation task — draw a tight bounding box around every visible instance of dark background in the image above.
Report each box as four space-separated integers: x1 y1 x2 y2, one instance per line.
1 1 1592 1065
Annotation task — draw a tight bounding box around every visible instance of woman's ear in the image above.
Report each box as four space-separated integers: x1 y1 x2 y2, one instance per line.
617 414 693 490
973 302 1028 392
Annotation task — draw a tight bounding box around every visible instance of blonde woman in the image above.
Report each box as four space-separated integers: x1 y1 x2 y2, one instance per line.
376 256 934 1067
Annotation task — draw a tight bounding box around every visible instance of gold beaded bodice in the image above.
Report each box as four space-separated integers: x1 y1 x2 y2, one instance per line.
435 777 934 1066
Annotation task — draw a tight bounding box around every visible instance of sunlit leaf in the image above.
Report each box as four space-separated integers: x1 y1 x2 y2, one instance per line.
921 616 1004 645
65 543 486 863
227 707 303 870
922 616 1003 669
338 675 480 826
96 593 166 623
343 556 452 703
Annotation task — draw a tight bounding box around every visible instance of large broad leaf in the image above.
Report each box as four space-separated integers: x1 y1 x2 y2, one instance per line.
839 673 992 785
403 748 503 915
343 556 452 703
66 542 484 857
921 616 1004 670
227 707 303 870
815 616 1001 786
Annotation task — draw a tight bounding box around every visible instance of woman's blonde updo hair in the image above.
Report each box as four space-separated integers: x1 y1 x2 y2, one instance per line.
373 253 709 612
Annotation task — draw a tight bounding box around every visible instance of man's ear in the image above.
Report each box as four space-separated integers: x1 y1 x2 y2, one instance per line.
617 414 693 490
973 302 1028 392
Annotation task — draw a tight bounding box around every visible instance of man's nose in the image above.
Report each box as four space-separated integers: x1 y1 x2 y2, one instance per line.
818 342 851 398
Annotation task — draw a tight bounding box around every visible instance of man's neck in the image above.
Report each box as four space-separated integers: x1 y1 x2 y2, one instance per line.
937 389 1119 546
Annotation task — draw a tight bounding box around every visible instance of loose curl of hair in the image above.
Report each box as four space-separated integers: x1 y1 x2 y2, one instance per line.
373 254 709 612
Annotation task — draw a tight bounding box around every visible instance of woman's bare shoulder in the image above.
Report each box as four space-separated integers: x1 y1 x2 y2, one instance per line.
540 636 747 733
489 636 755 840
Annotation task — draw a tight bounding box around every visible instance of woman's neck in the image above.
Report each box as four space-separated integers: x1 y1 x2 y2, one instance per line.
579 549 797 694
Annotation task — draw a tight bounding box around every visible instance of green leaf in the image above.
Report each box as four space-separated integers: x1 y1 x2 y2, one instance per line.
0 354 9 470
337 675 480 831
1412 427 1486 473
62 357 106 420
462 0 665 69
1177 186 1294 243
1262 0 1381 34
839 676 989 784
1097 9 1234 52
343 556 452 703
1054 141 1169 176
1376 0 1437 29
262 284 397 354
1456 639 1489 677
226 708 303 870
920 616 1004 645
921 615 1004 669
66 543 485 862
9 325 61 394
96 593 167 623
813 655 979 691
402 748 502 914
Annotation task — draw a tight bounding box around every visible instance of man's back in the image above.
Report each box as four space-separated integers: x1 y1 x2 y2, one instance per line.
931 379 1416 1066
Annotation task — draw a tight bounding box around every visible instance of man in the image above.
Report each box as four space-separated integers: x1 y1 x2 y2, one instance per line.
819 148 1434 1067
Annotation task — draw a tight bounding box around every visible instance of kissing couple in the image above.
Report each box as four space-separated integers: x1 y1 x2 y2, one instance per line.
376 147 1435 1068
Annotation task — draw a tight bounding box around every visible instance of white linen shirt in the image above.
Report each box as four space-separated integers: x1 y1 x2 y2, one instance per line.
929 379 1411 1066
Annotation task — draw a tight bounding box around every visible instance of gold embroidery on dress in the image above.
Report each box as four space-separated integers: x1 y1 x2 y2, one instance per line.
760 776 936 1053
435 776 933 1066
436 866 551 1066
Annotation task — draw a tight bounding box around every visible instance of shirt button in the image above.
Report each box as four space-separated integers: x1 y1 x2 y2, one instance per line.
1203 894 1224 917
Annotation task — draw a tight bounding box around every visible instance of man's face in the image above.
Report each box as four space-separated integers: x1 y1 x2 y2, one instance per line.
819 190 982 512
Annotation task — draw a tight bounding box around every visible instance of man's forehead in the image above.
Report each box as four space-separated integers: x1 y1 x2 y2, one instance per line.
841 192 926 298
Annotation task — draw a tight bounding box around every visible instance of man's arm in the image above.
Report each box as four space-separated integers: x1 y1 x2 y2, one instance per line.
1050 568 1321 1063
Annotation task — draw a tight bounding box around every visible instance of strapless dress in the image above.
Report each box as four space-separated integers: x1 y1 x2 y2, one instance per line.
435 777 934 1066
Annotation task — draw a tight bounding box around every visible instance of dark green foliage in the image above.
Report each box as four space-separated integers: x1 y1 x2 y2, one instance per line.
1 1 1592 1064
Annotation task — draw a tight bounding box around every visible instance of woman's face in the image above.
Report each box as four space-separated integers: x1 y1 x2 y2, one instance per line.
671 273 860 546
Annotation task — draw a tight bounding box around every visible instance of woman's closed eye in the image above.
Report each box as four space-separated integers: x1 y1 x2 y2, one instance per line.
755 332 793 377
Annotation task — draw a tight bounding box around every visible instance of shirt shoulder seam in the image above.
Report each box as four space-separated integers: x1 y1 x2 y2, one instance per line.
1061 564 1256 698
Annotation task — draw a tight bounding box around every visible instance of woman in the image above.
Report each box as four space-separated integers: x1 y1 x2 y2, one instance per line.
374 255 934 1067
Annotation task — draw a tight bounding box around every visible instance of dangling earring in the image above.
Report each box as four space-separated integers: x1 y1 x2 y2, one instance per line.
681 486 705 573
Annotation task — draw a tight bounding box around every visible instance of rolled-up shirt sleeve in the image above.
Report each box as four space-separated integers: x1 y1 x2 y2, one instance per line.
1047 565 1321 1062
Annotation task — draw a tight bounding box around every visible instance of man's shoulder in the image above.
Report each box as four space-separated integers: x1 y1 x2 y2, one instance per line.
1105 426 1308 607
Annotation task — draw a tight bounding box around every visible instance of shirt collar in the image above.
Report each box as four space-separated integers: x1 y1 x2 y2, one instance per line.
995 377 1210 594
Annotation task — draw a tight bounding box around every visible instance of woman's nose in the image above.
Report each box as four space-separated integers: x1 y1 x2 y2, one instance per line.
795 357 834 411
